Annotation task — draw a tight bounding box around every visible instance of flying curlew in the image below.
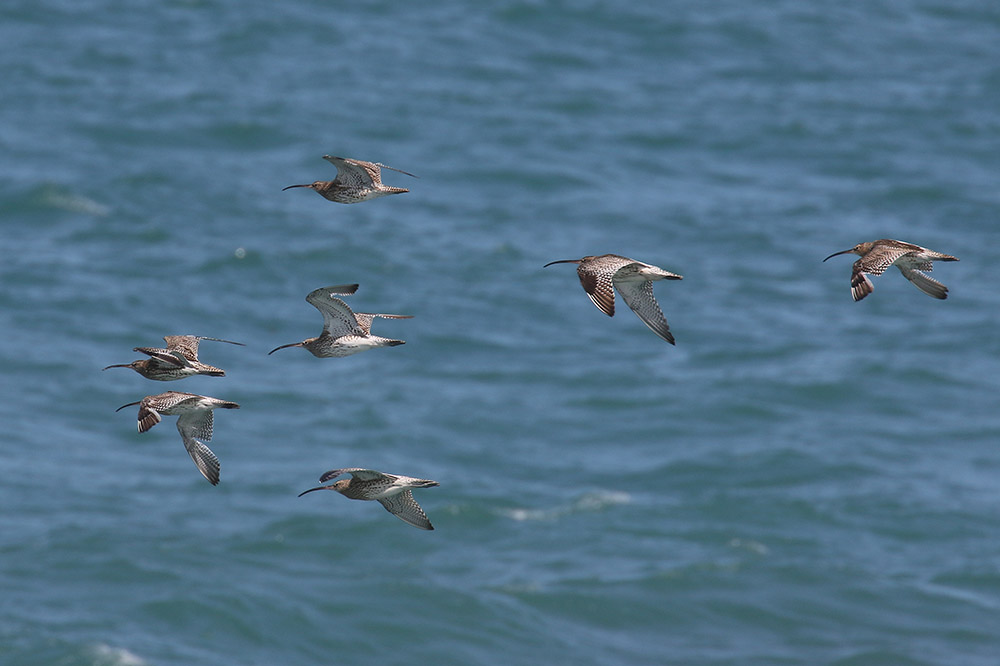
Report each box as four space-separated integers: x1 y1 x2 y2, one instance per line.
298 468 439 530
823 239 958 301
116 391 240 485
268 284 412 358
104 335 244 380
282 155 416 204
544 254 683 344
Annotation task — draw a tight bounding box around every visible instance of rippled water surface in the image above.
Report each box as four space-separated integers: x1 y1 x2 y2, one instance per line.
2 1 1000 664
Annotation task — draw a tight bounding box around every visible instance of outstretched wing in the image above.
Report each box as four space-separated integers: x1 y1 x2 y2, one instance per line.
306 288 363 337
173 408 221 484
136 405 163 433
312 284 360 296
896 262 948 299
134 346 189 367
179 433 221 485
579 268 618 317
352 313 413 336
849 265 875 302
378 490 434 530
614 271 675 344
176 409 215 442
319 467 384 483
163 335 203 361
324 156 380 188
164 335 246 361
136 391 199 433
371 162 418 179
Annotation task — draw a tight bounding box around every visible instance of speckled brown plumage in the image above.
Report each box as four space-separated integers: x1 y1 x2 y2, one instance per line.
544 254 683 344
282 155 416 204
115 391 240 485
103 335 244 381
823 239 958 301
268 284 412 358
298 468 439 530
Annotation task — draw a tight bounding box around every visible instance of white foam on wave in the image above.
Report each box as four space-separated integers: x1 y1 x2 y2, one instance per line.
40 187 110 216
572 490 631 511
728 537 769 555
501 490 631 521
87 644 148 666
503 507 550 522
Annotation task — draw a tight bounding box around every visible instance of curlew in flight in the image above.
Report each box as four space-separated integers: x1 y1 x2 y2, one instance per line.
544 254 683 344
823 239 959 301
268 284 412 358
298 468 439 530
282 155 416 204
115 391 240 485
104 335 244 381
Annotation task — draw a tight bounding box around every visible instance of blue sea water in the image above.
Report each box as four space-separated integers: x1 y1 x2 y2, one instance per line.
2 1 1000 664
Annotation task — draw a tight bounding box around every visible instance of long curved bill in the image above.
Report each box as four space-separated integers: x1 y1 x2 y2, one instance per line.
267 342 303 355
281 184 311 191
543 259 582 268
115 400 142 412
822 249 854 262
103 363 132 371
298 485 333 498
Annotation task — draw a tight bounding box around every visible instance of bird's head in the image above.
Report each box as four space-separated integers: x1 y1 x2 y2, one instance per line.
102 360 147 372
297 479 350 497
823 242 873 262
282 181 325 192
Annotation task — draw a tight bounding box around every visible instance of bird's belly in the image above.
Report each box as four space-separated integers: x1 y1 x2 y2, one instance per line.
311 337 375 357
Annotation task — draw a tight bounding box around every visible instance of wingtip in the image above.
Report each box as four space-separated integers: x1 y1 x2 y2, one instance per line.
850 273 874 302
313 284 360 296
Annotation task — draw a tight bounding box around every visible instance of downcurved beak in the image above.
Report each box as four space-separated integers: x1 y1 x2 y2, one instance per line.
102 363 132 371
115 400 141 412
282 184 311 191
823 249 854 262
543 259 581 268
267 341 303 355
298 485 333 497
